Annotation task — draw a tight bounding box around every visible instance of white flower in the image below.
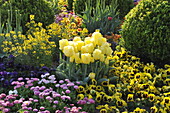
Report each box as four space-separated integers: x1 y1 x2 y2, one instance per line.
9 90 18 95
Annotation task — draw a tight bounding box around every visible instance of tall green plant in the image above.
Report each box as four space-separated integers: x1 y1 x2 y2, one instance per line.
0 0 55 33
0 9 22 57
81 0 120 35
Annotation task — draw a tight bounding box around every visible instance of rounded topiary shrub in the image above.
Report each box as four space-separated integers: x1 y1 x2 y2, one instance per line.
121 0 170 67
0 0 55 33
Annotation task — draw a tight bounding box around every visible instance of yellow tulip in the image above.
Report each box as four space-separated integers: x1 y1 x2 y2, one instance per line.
99 54 105 62
86 43 94 53
73 36 82 42
59 39 69 50
93 49 102 60
63 46 75 57
76 41 84 51
75 52 82 64
68 41 78 53
81 46 87 53
92 31 103 45
84 37 92 45
81 53 91 64
105 47 113 56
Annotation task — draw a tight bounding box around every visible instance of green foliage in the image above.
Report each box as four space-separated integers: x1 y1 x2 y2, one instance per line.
0 0 55 33
116 0 134 19
81 0 120 35
73 0 134 20
67 0 74 11
121 0 170 67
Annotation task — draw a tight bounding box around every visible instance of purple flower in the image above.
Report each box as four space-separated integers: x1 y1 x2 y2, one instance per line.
67 83 74 87
39 86 46 90
33 109 38 112
46 96 53 101
55 84 60 87
53 100 59 104
18 77 23 81
77 100 86 105
33 99 38 102
3 108 10 112
88 99 95 104
59 80 64 84
65 90 71 94
76 81 80 84
40 106 45 110
74 85 79 89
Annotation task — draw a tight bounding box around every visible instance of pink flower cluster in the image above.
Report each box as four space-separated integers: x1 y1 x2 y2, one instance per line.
77 97 95 105
0 93 20 112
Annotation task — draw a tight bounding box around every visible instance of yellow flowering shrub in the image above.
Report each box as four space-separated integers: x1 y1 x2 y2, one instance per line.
1 15 56 67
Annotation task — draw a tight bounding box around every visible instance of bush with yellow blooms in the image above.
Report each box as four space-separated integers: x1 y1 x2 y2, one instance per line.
1 15 56 67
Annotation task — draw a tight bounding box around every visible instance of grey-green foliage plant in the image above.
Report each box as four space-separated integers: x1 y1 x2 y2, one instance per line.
0 0 55 33
74 0 134 20
120 0 170 67
81 0 120 35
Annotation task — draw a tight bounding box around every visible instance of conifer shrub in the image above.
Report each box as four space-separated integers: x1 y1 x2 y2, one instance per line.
121 0 170 67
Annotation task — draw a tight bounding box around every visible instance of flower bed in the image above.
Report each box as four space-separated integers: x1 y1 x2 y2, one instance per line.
0 0 170 113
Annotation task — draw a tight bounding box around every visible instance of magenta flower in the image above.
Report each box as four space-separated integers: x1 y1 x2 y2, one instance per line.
18 77 23 81
59 80 64 83
65 90 71 94
53 100 59 104
33 109 38 112
40 106 45 110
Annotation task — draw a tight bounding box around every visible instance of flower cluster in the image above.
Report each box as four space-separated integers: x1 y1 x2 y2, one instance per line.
47 11 88 40
1 15 56 67
0 73 87 113
59 30 113 65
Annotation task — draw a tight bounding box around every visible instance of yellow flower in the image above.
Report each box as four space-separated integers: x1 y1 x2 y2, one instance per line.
81 53 91 64
89 73 96 79
116 99 127 107
76 41 84 51
85 43 94 53
81 46 87 53
74 52 82 64
92 31 103 46
30 15 34 20
100 109 107 113
108 84 115 92
63 46 75 57
77 86 85 93
127 94 134 102
77 94 84 100
59 39 69 50
73 36 82 42
5 33 10 37
89 85 97 90
101 80 109 86
105 56 110 65
148 94 155 102
150 106 158 113
96 85 103 91
96 94 102 102
93 49 102 60
99 54 105 62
